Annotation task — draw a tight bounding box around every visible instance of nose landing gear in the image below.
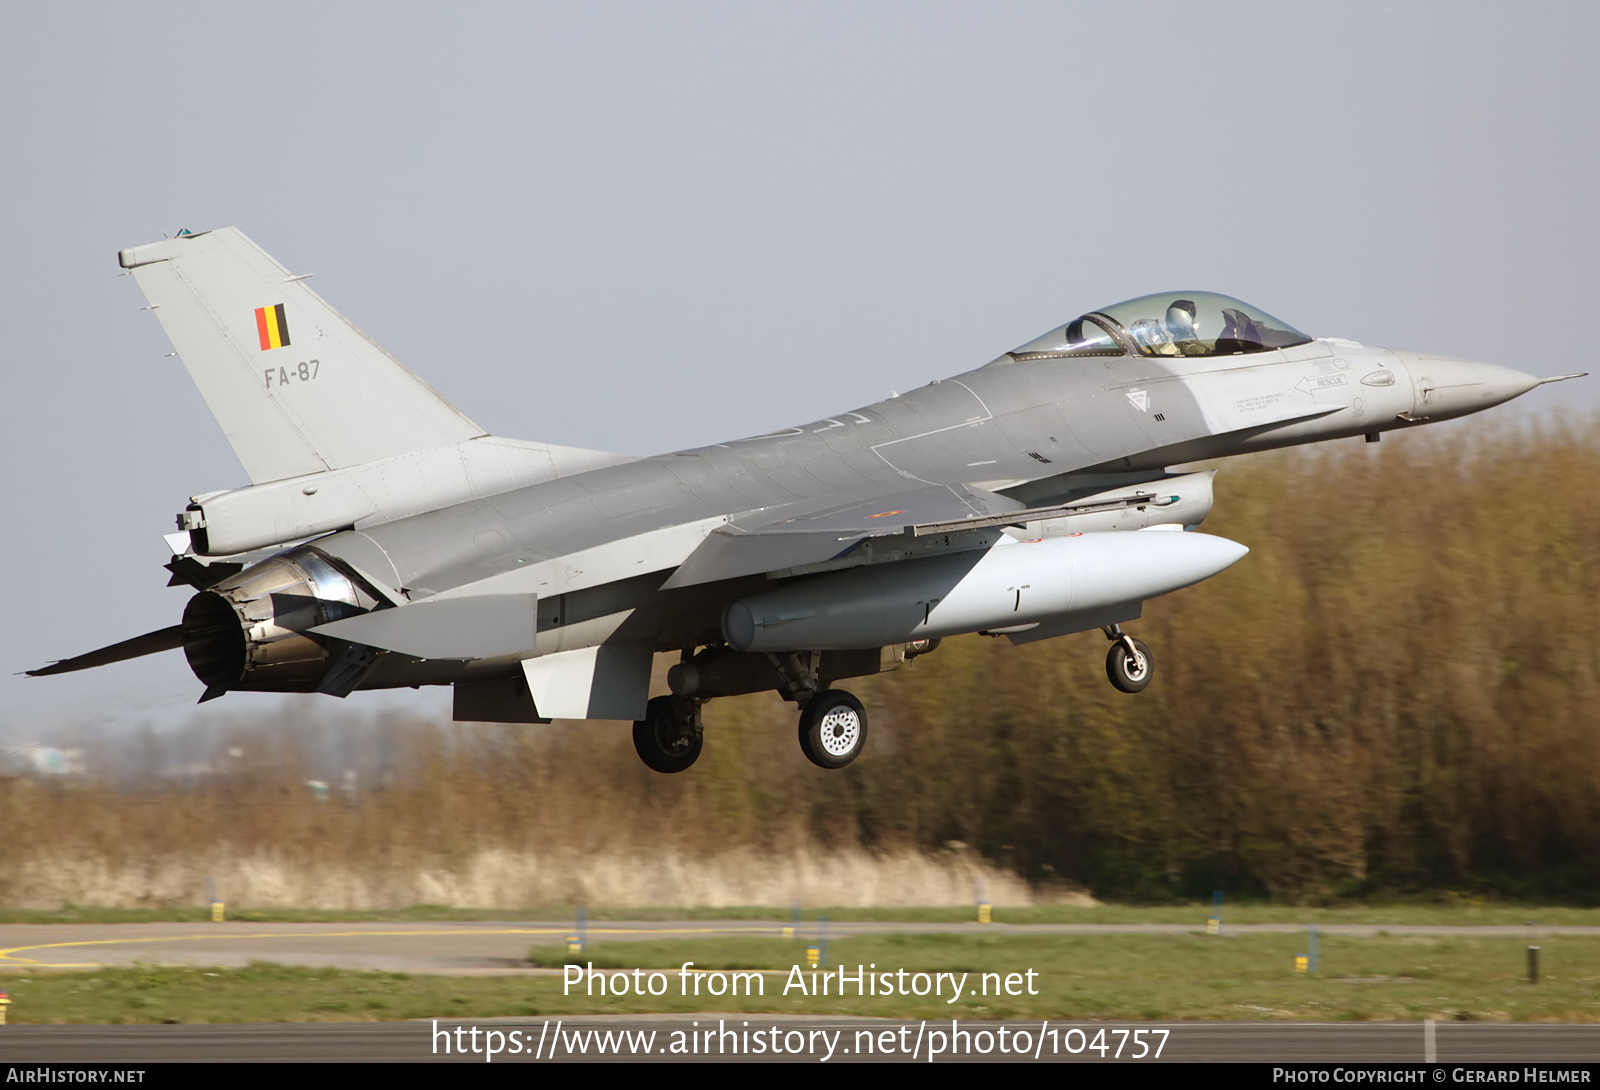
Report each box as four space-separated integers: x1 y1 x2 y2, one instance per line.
1103 624 1153 694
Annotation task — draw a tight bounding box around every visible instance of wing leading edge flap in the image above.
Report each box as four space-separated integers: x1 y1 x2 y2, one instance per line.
659 529 863 590
661 483 1023 590
310 594 537 660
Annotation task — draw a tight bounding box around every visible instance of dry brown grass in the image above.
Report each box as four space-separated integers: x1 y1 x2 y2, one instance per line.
0 714 1066 909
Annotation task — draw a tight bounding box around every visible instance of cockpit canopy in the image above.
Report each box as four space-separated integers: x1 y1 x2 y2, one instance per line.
1009 291 1311 361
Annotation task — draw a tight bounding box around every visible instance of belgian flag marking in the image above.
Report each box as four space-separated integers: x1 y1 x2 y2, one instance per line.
254 304 290 351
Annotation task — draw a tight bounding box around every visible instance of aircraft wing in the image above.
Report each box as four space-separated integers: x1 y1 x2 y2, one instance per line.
660 482 1018 589
660 472 1200 590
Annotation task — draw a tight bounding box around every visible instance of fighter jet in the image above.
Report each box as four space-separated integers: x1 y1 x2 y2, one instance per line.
28 229 1584 772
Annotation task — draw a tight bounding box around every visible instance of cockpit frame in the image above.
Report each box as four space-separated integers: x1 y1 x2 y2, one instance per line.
1003 291 1312 365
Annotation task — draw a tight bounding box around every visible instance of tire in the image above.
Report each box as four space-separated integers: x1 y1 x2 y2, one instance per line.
632 695 702 773
797 690 868 769
1106 638 1153 694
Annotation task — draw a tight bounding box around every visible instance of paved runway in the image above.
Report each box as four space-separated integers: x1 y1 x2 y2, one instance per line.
0 922 1595 1064
0 1018 1596 1063
0 920 1594 973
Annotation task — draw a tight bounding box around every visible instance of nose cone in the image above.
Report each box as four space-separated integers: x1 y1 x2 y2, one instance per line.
1393 353 1541 422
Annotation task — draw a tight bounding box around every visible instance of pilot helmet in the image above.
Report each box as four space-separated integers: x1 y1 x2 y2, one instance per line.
1165 299 1199 342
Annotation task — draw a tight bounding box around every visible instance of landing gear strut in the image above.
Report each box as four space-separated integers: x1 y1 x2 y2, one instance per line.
632 694 703 773
1103 624 1153 694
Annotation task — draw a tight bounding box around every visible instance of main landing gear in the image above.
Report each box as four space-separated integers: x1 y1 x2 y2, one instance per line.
766 651 870 770
632 641 937 774
632 694 703 774
797 689 868 769
1103 624 1153 694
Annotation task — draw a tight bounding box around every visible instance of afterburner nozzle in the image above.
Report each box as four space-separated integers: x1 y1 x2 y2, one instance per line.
181 547 375 693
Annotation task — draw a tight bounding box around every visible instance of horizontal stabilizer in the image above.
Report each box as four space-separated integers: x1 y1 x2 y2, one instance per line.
27 626 184 677
310 594 537 660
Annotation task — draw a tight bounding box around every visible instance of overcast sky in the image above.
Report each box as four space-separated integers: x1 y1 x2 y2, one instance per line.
3 1 1596 738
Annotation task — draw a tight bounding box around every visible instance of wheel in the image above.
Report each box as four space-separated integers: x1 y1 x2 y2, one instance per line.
632 695 702 773
1106 638 1153 694
797 690 868 769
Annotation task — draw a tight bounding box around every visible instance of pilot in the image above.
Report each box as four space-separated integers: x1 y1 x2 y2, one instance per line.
1164 299 1208 355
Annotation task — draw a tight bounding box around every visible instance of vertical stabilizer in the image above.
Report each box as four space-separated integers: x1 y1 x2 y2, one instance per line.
119 228 486 484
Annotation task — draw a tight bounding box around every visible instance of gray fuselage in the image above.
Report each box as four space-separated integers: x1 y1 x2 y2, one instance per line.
315 334 1442 688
